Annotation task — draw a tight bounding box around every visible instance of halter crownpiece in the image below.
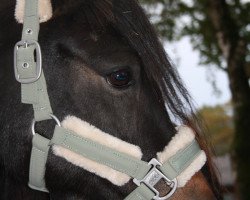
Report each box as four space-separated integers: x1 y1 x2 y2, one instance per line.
15 0 53 23
14 0 207 199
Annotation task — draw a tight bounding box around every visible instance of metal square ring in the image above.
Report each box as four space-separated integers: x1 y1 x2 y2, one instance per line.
133 158 177 200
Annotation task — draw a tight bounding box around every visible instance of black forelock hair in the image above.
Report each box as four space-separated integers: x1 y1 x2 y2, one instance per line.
53 0 195 125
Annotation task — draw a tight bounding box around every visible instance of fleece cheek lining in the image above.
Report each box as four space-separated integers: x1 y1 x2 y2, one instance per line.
15 0 53 23
157 126 207 187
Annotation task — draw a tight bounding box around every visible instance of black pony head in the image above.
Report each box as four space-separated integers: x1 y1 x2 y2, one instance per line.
0 0 222 199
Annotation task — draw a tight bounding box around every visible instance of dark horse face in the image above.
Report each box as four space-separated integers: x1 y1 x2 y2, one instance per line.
0 0 221 199
41 12 175 153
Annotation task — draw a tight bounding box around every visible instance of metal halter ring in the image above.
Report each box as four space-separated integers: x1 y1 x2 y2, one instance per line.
133 158 177 200
31 114 61 136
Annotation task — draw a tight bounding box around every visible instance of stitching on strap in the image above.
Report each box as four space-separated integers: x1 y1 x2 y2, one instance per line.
59 131 141 177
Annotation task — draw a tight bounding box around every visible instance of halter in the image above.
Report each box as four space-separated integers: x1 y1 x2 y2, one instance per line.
14 0 206 199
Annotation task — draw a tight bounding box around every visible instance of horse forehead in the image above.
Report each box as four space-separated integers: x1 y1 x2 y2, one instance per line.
68 30 135 61
49 21 129 54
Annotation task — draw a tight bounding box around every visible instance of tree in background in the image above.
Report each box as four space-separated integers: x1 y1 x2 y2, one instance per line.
140 0 250 199
198 103 234 156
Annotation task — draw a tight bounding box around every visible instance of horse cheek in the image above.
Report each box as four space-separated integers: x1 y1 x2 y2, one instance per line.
172 172 216 200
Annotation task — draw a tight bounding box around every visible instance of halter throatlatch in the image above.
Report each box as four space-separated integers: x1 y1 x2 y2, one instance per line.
14 0 207 199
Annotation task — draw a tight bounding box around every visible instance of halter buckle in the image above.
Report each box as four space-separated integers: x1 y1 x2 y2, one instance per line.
14 40 42 84
133 158 177 200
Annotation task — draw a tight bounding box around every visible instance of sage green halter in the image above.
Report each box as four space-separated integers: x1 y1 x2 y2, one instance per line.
14 0 204 199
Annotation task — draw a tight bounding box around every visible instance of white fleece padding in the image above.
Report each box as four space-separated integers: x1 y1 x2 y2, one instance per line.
157 126 207 187
53 116 143 186
15 0 53 23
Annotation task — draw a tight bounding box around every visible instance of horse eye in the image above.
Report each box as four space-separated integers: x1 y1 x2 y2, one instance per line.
106 69 133 88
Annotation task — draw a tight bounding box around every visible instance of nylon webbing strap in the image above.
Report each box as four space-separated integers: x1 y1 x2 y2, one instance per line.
22 72 53 121
50 126 151 180
127 140 202 199
16 0 53 121
28 134 50 192
15 0 53 193
160 140 201 180
50 126 203 200
125 184 154 200
21 0 39 41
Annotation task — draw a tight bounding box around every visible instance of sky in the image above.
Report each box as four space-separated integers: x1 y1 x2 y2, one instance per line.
164 37 231 108
144 1 236 109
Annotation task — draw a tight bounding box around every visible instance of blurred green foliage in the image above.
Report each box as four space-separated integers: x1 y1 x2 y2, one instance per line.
198 103 234 156
140 0 250 71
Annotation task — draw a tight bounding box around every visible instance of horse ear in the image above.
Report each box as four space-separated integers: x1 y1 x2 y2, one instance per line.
15 0 53 23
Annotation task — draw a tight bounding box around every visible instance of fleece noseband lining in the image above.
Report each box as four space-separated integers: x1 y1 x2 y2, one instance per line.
53 115 206 187
53 116 143 186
